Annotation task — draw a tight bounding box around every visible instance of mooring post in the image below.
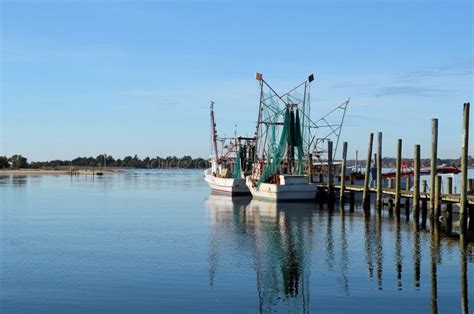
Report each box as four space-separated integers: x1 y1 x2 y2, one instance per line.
388 178 392 189
468 179 473 192
422 180 428 226
413 144 421 221
350 174 355 212
434 175 442 221
406 176 411 192
340 142 348 202
362 133 374 208
446 176 453 232
395 139 402 210
468 179 474 193
430 118 438 212
460 103 470 231
376 132 382 208
327 140 334 200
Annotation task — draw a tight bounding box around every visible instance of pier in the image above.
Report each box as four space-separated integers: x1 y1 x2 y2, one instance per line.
317 102 473 232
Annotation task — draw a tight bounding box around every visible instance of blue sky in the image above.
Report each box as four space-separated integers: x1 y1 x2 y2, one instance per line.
1 0 472 161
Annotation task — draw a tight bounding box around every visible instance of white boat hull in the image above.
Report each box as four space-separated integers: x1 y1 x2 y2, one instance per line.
246 176 317 201
204 169 250 195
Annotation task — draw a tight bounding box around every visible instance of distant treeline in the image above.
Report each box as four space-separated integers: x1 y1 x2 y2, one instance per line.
1 154 472 170
0 155 210 169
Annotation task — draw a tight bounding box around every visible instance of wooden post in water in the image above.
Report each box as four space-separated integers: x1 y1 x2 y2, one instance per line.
446 176 453 232
434 175 442 221
340 142 348 201
350 174 355 212
327 140 334 200
395 139 402 210
405 176 411 192
460 102 470 231
468 179 474 193
376 132 382 208
422 180 428 226
430 118 438 212
413 144 421 222
362 133 374 208
388 178 392 189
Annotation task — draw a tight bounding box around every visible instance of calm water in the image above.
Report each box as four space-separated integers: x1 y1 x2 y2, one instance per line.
1 170 472 313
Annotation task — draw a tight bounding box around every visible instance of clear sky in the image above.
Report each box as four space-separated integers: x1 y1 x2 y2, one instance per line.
1 0 472 161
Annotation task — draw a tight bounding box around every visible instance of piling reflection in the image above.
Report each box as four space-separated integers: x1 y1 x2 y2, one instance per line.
364 212 374 278
430 223 440 314
339 208 350 295
395 216 403 290
206 195 472 313
460 233 469 314
413 222 421 289
375 211 384 290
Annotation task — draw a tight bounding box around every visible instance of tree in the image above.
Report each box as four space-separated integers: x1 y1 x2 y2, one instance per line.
0 156 10 169
8 155 28 169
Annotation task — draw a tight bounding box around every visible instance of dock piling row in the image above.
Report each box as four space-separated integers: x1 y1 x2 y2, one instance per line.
316 103 472 233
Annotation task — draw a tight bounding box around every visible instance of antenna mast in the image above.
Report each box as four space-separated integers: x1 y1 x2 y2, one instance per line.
210 101 219 161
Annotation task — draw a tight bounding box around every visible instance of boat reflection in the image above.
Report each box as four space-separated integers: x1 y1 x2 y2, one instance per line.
207 196 315 313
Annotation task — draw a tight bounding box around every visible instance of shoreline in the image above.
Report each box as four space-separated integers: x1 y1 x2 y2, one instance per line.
0 169 123 176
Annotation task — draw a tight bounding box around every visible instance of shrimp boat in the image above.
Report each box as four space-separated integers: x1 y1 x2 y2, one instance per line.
246 73 318 201
204 102 255 195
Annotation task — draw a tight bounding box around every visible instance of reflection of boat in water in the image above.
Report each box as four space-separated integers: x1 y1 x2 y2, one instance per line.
204 102 255 195
207 196 315 313
205 193 252 213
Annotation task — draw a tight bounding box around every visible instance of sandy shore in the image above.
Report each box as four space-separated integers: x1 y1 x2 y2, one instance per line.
0 169 122 176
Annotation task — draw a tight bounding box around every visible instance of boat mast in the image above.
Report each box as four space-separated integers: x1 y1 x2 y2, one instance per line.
210 101 219 161
254 73 264 162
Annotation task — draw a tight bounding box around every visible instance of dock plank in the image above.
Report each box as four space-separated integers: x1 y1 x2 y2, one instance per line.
317 183 474 205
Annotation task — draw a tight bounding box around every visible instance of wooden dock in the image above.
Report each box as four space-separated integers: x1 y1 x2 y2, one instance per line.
317 183 474 205
316 102 473 232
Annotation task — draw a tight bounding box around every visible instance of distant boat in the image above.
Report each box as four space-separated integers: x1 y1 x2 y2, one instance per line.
204 102 255 195
383 161 460 178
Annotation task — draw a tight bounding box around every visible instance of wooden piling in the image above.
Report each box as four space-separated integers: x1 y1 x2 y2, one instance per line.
468 179 474 193
340 142 348 201
388 178 392 189
376 132 382 207
406 176 411 192
434 175 442 221
413 145 421 221
468 178 473 192
350 174 355 212
446 176 453 232
430 118 438 211
460 103 470 230
422 180 428 227
328 141 334 199
395 139 402 209
362 133 374 208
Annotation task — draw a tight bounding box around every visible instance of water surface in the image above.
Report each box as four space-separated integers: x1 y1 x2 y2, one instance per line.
0 170 472 313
